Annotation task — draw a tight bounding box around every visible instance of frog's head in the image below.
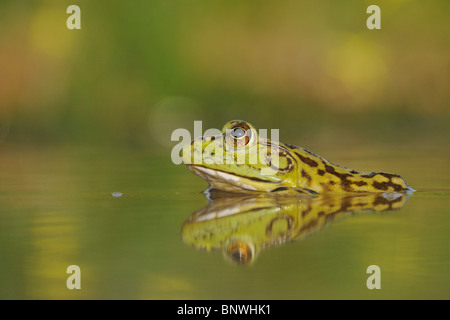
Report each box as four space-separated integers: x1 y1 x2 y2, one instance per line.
182 120 298 193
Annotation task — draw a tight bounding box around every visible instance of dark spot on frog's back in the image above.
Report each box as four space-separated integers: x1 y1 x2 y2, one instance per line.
352 180 367 187
381 172 401 179
372 181 404 191
324 163 352 179
301 169 312 183
294 151 318 167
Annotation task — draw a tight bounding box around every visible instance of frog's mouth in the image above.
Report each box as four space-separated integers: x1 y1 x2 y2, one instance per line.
187 165 281 193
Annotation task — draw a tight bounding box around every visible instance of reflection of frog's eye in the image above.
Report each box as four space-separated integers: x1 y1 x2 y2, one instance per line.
226 123 252 148
225 240 254 265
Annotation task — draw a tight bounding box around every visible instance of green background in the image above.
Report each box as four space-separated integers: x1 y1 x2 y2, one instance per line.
1 0 449 148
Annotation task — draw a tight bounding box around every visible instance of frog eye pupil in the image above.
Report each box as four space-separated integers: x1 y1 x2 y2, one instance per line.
225 123 252 148
231 128 246 138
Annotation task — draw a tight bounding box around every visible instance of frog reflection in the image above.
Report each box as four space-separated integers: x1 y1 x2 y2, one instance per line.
181 190 410 265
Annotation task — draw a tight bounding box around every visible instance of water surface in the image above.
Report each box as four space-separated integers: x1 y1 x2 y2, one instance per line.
0 144 449 299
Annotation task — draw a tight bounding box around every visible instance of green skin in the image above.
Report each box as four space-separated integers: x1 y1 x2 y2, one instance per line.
182 120 414 194
181 190 409 265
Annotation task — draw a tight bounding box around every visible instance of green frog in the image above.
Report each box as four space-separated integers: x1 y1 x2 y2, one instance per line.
182 120 414 194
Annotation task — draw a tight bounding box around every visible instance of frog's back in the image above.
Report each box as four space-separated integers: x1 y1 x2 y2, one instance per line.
284 143 414 194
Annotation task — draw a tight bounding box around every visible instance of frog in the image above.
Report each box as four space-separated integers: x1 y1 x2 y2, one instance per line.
182 120 414 194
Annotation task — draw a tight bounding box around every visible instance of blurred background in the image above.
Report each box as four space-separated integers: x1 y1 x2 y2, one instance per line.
0 0 449 300
1 0 449 150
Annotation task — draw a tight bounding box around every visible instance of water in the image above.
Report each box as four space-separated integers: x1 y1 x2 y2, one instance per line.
0 144 449 299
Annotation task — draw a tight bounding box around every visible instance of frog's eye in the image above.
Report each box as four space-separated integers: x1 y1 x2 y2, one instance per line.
226 122 252 148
